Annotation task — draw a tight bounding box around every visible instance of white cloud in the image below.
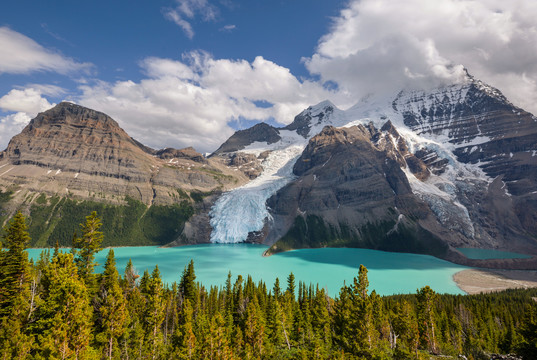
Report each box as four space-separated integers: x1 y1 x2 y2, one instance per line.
305 0 537 114
220 24 236 32
164 0 220 38
0 27 92 75
0 86 57 150
0 88 55 115
164 10 195 39
0 112 32 150
78 53 343 153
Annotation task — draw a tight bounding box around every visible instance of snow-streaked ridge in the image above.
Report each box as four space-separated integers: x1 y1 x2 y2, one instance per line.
210 76 504 243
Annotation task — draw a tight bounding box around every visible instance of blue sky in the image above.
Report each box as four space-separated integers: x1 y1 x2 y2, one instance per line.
1 0 537 152
1 0 341 91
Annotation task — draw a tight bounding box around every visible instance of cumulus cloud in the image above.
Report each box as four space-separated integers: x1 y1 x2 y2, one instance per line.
0 112 32 150
0 86 58 150
0 88 55 115
305 0 537 114
164 0 219 39
0 27 92 75
78 53 342 153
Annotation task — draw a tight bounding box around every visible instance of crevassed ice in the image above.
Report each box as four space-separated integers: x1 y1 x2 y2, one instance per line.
209 144 305 243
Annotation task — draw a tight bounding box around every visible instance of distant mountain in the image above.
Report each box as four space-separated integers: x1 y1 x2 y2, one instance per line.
0 102 249 247
205 72 537 268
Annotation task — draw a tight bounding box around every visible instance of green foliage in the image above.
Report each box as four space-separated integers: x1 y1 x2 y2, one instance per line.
0 189 13 204
25 194 194 247
179 259 197 305
35 253 94 358
0 212 31 318
1 211 537 359
189 190 212 203
73 211 104 291
139 200 194 245
517 304 537 359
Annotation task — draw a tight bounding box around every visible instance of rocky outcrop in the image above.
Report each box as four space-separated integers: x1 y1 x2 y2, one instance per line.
156 147 207 163
211 122 281 155
4 102 154 182
264 124 458 257
283 100 336 138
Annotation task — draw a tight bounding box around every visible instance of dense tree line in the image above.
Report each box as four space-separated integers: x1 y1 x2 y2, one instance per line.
1 211 536 359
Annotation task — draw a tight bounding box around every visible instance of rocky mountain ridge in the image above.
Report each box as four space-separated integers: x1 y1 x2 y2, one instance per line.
1 73 536 267
203 72 537 267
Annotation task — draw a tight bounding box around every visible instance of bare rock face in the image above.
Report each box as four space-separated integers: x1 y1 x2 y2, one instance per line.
265 124 456 257
392 76 537 253
5 102 154 182
0 102 247 211
156 147 207 163
211 122 281 155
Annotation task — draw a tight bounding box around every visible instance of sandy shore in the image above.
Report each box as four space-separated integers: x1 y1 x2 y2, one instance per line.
453 269 537 294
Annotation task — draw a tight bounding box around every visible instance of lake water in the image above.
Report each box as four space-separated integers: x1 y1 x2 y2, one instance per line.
457 247 532 260
27 244 466 297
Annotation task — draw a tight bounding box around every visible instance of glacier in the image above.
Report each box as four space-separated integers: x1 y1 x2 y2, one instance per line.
209 131 307 243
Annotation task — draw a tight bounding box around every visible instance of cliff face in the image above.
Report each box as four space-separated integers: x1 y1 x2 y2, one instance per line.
4 102 155 182
264 124 457 257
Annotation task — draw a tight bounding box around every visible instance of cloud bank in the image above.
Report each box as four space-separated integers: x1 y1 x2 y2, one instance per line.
78 52 341 152
305 0 537 113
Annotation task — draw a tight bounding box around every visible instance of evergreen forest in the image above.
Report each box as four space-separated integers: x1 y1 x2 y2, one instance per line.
1 211 537 359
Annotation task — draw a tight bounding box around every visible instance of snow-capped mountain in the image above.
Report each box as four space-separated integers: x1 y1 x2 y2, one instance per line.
203 71 537 265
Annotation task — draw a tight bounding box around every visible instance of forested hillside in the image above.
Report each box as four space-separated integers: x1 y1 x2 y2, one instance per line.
1 212 536 359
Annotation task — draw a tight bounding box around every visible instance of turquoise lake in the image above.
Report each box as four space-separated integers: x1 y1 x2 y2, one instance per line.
28 244 466 297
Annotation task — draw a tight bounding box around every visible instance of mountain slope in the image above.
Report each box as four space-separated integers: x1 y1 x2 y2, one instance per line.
204 72 537 266
0 102 248 247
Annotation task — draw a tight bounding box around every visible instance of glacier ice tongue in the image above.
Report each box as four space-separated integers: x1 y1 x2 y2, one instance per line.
209 144 305 243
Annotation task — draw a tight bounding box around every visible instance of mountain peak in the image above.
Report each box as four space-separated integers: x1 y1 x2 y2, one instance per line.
29 101 121 131
306 99 336 114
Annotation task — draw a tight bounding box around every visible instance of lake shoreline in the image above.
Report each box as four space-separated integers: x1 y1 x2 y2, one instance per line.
453 268 537 295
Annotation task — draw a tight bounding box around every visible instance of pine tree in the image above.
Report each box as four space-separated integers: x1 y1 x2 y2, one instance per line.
0 212 35 360
273 277 281 300
96 249 128 359
36 253 93 359
244 296 266 358
286 273 296 300
392 300 419 359
72 211 104 292
0 211 31 317
173 299 197 359
350 264 375 355
144 265 165 359
267 296 287 351
179 259 197 306
417 285 438 354
517 304 537 360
